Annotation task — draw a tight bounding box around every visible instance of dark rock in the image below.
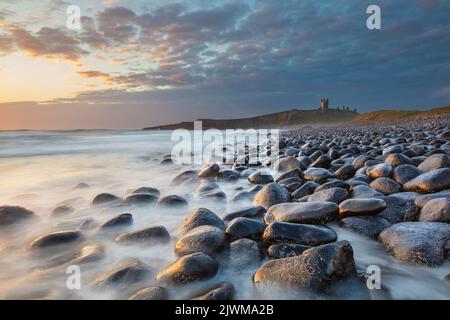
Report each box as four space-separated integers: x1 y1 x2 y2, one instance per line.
273 156 303 172
131 187 160 197
303 167 332 182
98 213 133 230
403 168 450 193
315 180 350 192
393 164 424 185
0 206 35 226
91 193 121 206
339 216 391 239
222 206 266 221
263 222 337 246
379 222 450 266
367 163 394 179
177 208 225 235
308 187 349 204
350 185 383 198
267 243 310 259
378 195 416 223
419 198 450 222
369 177 402 195
310 154 332 168
200 191 227 201
248 171 274 184
71 244 105 264
335 164 357 180
175 226 226 256
171 170 198 186
115 226 170 245
225 217 266 240
228 238 262 268
252 183 290 209
92 260 153 287
384 153 413 166
275 168 302 183
415 190 450 208
265 202 339 224
253 241 356 291
291 181 317 199
157 195 188 208
30 230 84 249
128 286 168 300
190 282 235 300
123 193 158 205
339 198 387 218
198 164 220 178
156 252 219 284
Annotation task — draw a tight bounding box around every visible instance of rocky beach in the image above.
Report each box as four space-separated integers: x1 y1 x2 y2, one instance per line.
0 117 449 300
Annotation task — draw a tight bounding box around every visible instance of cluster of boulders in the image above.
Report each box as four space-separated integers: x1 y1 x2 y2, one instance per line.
1 120 449 300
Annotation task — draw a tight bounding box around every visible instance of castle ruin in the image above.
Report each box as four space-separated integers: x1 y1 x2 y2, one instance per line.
320 98 329 112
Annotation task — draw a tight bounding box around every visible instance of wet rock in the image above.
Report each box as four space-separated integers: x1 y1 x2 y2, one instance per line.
51 204 75 217
382 145 403 156
403 168 450 193
418 154 449 172
222 206 266 221
267 243 311 259
353 155 373 169
339 198 387 218
350 185 383 198
200 190 227 201
252 183 290 209
415 190 450 208
92 260 153 288
115 226 170 245
123 193 158 205
157 195 188 208
369 177 402 195
30 230 84 249
310 155 333 168
263 222 337 246
91 193 121 206
303 167 332 183
379 222 450 266
195 182 219 194
393 164 424 185
384 153 413 166
273 156 303 172
339 216 391 239
98 213 133 230
177 208 225 235
131 187 161 197
228 238 262 268
265 202 339 224
291 181 317 199
71 244 105 264
190 282 235 300
217 170 240 181
0 206 35 226
367 163 394 179
419 198 450 222
308 187 349 204
175 226 226 257
253 241 356 291
248 171 274 184
315 180 350 192
156 252 219 284
275 168 302 183
378 195 416 223
335 164 357 180
128 286 168 300
230 191 253 202
225 217 266 240
198 164 220 178
171 170 198 186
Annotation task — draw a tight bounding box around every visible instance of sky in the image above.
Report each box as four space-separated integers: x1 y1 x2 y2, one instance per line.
0 0 449 129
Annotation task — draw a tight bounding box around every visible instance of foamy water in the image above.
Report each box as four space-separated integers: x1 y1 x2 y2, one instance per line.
0 131 448 300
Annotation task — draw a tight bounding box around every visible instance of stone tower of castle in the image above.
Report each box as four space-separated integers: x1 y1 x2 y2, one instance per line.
320 98 329 112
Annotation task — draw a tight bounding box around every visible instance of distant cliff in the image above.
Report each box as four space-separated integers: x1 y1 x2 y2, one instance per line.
143 108 358 130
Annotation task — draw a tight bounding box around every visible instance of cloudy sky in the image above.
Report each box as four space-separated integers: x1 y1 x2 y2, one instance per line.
0 0 449 129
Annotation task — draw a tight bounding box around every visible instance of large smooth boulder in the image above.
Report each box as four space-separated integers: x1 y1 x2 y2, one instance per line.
418 154 449 172
393 164 423 185
252 183 290 209
263 222 337 246
225 218 265 240
369 178 401 195
156 252 219 284
177 208 225 235
253 241 357 291
265 202 339 225
379 222 450 266
339 198 387 218
291 181 317 199
403 168 450 193
308 187 349 204
174 226 226 256
30 230 84 249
